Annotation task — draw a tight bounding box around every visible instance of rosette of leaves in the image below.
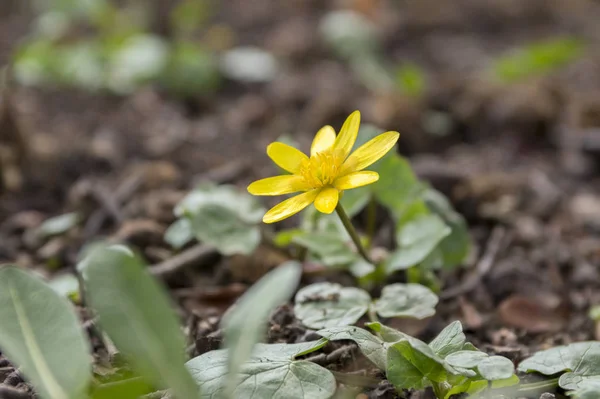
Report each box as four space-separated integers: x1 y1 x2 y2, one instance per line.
317 321 518 399
293 282 438 329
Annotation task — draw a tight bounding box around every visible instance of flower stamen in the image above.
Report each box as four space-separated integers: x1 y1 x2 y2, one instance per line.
299 149 345 188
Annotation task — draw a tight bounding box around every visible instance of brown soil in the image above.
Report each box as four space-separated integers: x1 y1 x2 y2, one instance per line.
2 1 600 398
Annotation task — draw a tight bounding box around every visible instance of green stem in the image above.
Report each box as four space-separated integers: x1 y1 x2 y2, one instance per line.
335 203 372 263
517 378 559 393
366 195 377 249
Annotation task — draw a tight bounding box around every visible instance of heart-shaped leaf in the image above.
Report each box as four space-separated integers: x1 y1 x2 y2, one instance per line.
176 184 265 255
445 351 489 369
222 262 302 395
317 326 387 370
422 188 471 269
292 233 358 267
294 282 371 329
371 153 428 221
374 283 438 319
387 338 448 390
519 342 600 396
84 246 198 399
477 356 515 380
187 341 334 399
385 214 451 273
428 321 466 358
0 267 90 399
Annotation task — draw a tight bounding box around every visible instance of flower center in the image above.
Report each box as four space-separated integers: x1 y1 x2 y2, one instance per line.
299 149 345 188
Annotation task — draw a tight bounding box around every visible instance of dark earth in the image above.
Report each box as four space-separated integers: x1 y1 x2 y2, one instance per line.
2 0 600 398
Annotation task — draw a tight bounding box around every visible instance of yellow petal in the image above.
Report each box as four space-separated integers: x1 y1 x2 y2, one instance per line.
334 171 379 190
314 187 339 214
248 175 310 196
267 142 309 174
333 111 360 160
263 189 320 223
311 125 336 156
340 131 399 175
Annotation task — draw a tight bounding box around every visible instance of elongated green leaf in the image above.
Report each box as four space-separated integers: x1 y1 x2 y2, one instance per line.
294 282 371 329
222 262 302 395
187 341 334 399
84 246 198 399
0 267 90 399
37 212 80 238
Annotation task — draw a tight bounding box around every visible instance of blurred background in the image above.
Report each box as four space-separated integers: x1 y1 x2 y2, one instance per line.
1 0 600 287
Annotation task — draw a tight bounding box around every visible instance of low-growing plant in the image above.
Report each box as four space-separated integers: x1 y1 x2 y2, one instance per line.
1 111 595 399
492 37 585 83
318 321 519 398
13 0 222 95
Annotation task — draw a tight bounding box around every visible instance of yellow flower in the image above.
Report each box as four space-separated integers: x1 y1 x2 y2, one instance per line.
248 111 400 223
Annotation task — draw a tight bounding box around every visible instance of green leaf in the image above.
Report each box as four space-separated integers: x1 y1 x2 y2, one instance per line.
589 305 600 321
177 184 264 255
493 37 584 83
396 63 426 98
374 283 438 319
37 212 79 238
0 267 90 399
106 34 169 94
294 282 371 329
567 379 600 399
561 373 600 391
518 341 600 376
317 326 387 370
187 341 335 399
292 232 357 266
365 321 407 343
387 345 429 390
387 338 448 390
84 246 198 399
339 188 371 218
48 273 80 302
169 0 211 35
222 262 302 395
348 258 376 278
320 10 378 59
191 204 261 255
428 321 466 358
519 341 600 396
445 351 488 369
371 154 428 221
385 214 451 273
422 188 471 269
477 356 515 380
164 218 194 249
161 42 221 96
221 47 278 83
273 228 305 247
